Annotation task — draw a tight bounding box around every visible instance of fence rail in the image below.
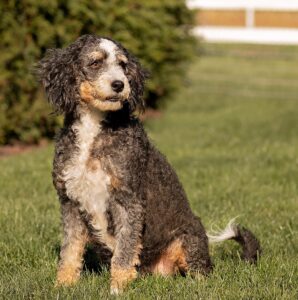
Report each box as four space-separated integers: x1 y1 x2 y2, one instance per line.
187 0 298 44
187 0 298 11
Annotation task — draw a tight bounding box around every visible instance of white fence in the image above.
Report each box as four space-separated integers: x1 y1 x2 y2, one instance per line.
187 0 298 11
187 0 298 45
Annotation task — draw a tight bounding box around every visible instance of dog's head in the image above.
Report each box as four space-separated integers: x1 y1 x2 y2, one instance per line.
37 35 147 114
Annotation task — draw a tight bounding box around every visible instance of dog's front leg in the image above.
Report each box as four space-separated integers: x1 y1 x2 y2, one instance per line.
110 201 143 295
56 200 89 286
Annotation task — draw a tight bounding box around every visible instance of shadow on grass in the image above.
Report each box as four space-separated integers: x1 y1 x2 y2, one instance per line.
52 243 112 275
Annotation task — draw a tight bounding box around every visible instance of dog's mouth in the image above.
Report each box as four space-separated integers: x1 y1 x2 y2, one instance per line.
104 96 125 103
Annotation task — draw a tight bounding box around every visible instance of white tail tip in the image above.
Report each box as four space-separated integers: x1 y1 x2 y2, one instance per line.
207 217 238 244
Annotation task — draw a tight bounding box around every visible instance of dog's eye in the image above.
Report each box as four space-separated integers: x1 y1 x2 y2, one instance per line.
89 59 103 68
119 61 127 71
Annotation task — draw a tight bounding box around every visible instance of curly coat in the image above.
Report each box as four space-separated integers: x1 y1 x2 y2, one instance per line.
37 35 261 295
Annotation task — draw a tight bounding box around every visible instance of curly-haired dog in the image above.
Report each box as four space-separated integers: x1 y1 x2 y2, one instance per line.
38 35 261 295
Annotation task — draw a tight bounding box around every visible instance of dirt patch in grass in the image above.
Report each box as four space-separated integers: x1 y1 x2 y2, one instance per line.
0 139 49 158
140 108 163 121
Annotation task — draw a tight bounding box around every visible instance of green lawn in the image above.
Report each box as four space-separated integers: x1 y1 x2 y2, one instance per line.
1 43 298 299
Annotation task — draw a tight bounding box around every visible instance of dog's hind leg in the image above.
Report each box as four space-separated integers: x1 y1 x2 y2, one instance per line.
147 238 188 276
56 200 89 286
180 233 213 278
147 232 212 278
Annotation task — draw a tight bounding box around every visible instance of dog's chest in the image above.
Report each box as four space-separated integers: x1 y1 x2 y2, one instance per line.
62 111 115 249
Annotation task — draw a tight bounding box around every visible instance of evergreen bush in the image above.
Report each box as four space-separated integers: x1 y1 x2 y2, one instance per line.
0 0 196 144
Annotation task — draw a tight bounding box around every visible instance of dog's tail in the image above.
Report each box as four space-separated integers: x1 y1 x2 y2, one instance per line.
207 218 261 263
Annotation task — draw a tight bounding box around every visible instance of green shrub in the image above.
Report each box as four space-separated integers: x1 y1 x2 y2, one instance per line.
0 0 196 144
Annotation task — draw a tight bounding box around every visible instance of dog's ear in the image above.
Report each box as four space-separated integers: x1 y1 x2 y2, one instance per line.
37 48 79 114
126 53 148 113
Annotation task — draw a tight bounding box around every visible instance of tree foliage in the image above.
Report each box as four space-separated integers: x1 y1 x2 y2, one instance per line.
0 0 196 144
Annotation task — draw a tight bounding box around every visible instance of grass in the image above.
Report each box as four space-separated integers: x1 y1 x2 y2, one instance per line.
1 43 298 299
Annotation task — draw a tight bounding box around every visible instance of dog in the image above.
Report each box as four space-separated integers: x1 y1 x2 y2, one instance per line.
37 34 261 295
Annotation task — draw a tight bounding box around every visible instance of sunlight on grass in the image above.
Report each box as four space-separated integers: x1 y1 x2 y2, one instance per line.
1 43 298 299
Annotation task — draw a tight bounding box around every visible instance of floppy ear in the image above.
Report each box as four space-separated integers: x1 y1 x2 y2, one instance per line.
126 53 148 113
37 48 79 114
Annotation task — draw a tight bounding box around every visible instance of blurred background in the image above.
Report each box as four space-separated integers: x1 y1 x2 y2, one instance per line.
190 0 298 44
0 0 196 146
0 0 298 147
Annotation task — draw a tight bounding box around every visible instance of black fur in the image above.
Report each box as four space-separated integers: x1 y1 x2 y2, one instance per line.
233 226 261 263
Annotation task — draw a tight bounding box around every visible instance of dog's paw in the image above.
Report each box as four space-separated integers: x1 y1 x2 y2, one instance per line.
110 286 121 296
55 267 79 287
110 265 137 295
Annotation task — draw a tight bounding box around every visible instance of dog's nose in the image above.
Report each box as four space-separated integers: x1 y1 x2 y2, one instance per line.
111 80 124 93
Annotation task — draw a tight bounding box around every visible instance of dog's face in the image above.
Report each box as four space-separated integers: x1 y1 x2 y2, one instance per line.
79 39 131 111
37 35 146 114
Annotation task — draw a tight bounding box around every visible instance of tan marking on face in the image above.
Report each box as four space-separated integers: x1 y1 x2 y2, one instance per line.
80 81 124 111
80 81 97 103
116 54 128 63
80 81 116 103
96 100 123 111
110 265 137 294
89 51 105 60
149 239 188 276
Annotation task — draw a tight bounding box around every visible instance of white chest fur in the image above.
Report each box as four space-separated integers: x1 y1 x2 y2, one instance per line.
62 108 115 250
